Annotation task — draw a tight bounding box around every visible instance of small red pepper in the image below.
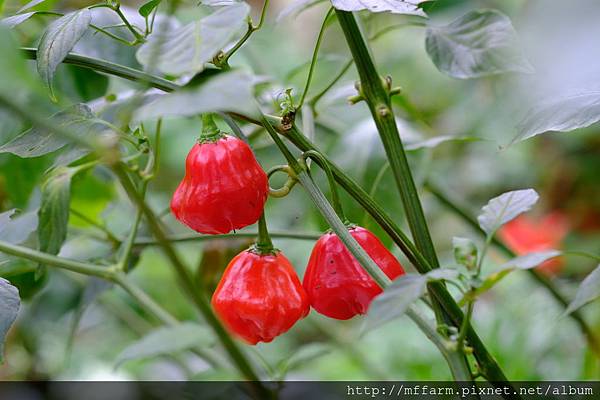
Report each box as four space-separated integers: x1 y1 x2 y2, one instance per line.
211 249 310 344
303 226 405 320
171 135 268 234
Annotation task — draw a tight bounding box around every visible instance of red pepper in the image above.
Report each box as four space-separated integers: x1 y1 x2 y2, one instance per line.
499 211 569 276
171 136 268 234
211 249 310 344
303 226 405 320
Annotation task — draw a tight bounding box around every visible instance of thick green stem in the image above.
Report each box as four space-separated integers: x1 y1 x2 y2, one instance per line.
336 10 439 268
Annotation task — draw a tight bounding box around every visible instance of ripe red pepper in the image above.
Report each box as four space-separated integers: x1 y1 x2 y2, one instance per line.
303 226 405 320
171 135 268 234
499 211 569 276
211 249 310 344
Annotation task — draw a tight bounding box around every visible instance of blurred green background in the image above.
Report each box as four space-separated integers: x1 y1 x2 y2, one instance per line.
1 0 599 381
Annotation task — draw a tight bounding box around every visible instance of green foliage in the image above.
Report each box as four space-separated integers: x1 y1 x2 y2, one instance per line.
36 9 91 100
0 278 20 362
565 264 600 315
425 9 533 79
477 189 539 236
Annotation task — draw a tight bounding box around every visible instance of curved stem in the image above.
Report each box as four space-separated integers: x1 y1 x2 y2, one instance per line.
308 58 353 109
218 0 270 67
298 7 335 109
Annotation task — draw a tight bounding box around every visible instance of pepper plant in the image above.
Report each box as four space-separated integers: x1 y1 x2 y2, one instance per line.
1 0 600 392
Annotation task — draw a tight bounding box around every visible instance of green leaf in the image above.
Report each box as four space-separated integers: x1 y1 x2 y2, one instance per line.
0 12 36 28
37 9 91 100
565 264 600 315
513 92 600 143
452 237 478 270
134 70 259 121
136 2 250 76
362 274 427 332
138 0 161 17
17 0 47 13
477 189 539 236
425 9 533 79
501 250 561 270
0 104 101 158
116 322 214 366
459 268 514 306
38 166 78 255
331 0 426 16
0 278 20 363
0 209 38 245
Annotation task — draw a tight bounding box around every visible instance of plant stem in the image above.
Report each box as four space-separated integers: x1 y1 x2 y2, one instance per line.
297 7 335 109
255 213 275 253
20 48 178 92
0 240 114 279
336 10 439 268
301 150 346 222
133 230 320 245
218 0 270 67
111 165 269 393
425 180 600 357
308 58 353 109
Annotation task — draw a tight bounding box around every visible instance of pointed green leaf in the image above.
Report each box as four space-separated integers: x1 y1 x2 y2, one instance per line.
514 92 600 143
0 209 38 245
426 9 533 79
565 264 600 315
332 0 426 16
37 9 91 99
134 70 259 121
363 274 427 332
0 278 20 363
136 3 249 76
38 166 77 255
139 0 162 17
0 104 101 158
501 250 561 270
477 189 539 235
1 12 36 28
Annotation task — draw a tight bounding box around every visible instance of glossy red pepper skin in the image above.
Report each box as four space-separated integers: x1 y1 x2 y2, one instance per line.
303 226 405 320
171 136 269 234
499 212 569 276
211 250 310 345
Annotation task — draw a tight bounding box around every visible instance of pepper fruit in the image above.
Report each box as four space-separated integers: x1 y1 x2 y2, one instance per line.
171 135 268 234
303 226 405 320
211 249 310 344
498 211 569 276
